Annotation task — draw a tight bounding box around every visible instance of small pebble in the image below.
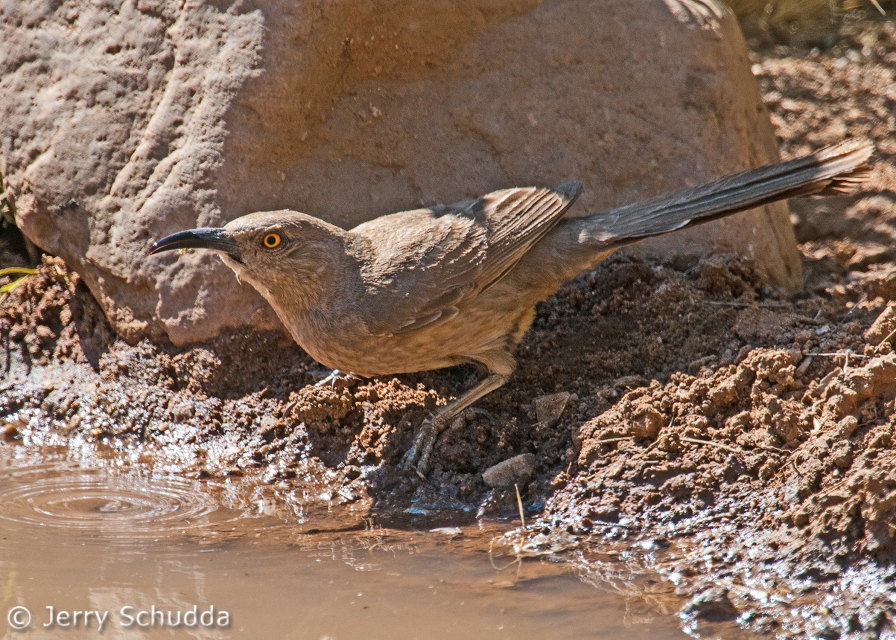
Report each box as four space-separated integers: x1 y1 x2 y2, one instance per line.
482 453 536 488
534 392 570 426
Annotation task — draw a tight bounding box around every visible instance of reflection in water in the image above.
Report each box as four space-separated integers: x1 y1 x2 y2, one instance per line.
0 444 689 639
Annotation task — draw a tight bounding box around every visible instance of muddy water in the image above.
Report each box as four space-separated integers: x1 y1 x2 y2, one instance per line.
0 445 687 639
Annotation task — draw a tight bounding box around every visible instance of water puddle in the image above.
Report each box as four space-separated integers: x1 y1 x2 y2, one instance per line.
0 444 688 638
0 461 222 539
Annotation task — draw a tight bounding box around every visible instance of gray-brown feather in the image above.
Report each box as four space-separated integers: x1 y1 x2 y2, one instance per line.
351 184 582 336
577 138 873 247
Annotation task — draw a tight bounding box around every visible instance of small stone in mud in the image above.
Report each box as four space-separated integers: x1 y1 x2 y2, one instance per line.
482 453 536 488
683 587 739 622
632 406 664 440
167 397 194 421
758 459 779 481
1 422 22 442
534 392 570 427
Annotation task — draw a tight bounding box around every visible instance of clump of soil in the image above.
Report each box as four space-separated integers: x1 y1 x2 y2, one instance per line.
2 8 896 638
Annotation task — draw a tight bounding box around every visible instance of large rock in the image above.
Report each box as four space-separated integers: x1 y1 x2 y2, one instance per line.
0 0 801 345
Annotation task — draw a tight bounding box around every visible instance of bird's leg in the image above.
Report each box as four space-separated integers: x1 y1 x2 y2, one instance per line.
400 373 509 475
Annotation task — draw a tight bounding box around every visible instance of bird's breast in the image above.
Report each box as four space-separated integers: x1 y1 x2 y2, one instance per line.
271 286 529 378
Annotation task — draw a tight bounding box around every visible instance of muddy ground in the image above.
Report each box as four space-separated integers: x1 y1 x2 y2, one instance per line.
2 8 896 639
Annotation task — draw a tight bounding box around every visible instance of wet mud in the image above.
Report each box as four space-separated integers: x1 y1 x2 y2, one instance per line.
2 10 896 638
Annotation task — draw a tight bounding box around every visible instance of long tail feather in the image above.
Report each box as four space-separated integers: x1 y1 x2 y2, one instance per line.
579 138 874 247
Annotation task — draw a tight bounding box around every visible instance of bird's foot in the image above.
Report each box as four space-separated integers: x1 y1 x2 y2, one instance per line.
310 369 357 390
400 412 455 477
399 373 509 476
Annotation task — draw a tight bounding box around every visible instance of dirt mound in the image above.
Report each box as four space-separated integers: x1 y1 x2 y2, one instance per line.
570 342 896 554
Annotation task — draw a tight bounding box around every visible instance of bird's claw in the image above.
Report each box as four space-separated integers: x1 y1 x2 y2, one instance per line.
311 369 356 390
399 415 436 475
400 411 462 476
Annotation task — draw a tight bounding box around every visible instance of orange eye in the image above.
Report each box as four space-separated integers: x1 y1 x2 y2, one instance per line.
263 233 281 248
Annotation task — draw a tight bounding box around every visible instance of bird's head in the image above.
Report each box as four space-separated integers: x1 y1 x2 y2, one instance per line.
150 210 352 307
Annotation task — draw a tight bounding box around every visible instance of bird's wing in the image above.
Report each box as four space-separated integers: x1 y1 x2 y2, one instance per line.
351 183 582 336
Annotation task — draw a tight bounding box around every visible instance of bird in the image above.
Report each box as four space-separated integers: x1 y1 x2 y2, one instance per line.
150 139 873 474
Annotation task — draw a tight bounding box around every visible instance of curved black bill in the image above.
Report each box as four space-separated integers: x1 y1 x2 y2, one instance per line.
149 228 241 260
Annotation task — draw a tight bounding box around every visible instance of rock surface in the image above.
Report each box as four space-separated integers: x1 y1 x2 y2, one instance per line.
0 0 800 345
482 453 537 488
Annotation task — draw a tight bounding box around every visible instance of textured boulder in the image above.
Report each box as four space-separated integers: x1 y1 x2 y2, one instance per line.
0 0 800 345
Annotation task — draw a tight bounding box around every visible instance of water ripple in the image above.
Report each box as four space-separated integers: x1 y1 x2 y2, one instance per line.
0 456 234 540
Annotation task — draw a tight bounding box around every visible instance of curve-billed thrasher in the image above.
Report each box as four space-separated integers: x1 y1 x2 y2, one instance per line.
151 139 872 474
